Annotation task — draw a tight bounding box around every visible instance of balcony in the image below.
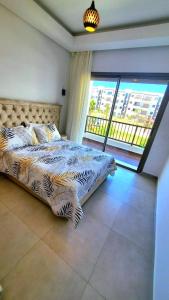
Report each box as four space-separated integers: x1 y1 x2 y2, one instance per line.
82 115 152 169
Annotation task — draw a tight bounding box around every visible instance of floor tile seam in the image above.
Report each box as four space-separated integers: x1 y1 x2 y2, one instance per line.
8 201 58 239
41 235 89 284
89 280 108 299
100 184 156 204
110 227 154 266
0 239 40 285
100 181 157 197
79 282 89 300
4 206 44 239
87 226 115 288
113 200 156 220
0 208 40 238
82 205 116 230
89 282 107 299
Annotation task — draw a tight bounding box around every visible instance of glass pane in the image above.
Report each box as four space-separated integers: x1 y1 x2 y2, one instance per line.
105 78 168 169
82 79 118 151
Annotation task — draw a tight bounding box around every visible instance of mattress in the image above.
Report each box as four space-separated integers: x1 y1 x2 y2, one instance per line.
0 140 116 226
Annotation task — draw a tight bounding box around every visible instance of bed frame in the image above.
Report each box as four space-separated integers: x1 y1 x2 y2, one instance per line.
0 98 108 207
6 172 109 207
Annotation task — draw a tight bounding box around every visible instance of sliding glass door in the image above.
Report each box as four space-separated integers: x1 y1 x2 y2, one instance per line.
83 74 169 172
83 78 119 151
104 78 168 169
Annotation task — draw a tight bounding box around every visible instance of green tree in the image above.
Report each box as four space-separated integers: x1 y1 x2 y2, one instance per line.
104 103 110 119
89 99 96 113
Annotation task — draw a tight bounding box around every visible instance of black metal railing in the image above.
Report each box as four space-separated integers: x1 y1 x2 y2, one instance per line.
84 115 152 148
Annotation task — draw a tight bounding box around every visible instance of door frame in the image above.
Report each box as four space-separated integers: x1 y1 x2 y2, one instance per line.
102 78 121 151
91 72 169 173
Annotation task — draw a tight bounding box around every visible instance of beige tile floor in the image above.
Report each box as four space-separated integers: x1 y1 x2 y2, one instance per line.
0 167 156 300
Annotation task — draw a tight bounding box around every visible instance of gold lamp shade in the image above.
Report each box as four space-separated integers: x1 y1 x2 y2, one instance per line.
83 1 100 32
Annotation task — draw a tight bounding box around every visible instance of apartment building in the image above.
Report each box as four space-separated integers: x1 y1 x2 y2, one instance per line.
91 86 162 120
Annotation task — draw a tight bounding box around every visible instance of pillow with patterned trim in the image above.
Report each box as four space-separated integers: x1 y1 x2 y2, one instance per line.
0 126 39 152
34 123 61 143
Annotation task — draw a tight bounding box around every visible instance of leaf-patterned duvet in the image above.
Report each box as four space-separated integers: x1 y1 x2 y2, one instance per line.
0 140 116 226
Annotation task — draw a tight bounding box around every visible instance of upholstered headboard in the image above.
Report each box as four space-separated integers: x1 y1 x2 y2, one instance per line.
0 99 62 128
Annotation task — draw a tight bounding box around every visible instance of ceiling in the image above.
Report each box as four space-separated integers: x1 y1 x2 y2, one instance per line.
0 0 169 51
35 0 169 34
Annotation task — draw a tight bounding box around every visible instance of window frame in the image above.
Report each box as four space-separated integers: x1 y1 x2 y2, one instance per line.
90 72 169 173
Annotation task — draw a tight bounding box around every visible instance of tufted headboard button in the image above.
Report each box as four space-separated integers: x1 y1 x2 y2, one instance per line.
0 99 62 128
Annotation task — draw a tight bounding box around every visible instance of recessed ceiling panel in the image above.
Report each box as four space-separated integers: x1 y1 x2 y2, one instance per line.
35 0 169 34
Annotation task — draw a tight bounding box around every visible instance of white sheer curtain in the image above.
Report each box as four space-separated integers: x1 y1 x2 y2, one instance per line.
66 51 92 143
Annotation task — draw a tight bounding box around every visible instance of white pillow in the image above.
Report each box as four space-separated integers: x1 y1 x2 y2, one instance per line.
34 123 61 143
0 126 39 152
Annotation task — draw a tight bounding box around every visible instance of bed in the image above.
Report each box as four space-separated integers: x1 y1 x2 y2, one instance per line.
0 99 116 226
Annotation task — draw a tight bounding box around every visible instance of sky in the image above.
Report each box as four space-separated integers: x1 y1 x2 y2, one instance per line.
92 80 167 94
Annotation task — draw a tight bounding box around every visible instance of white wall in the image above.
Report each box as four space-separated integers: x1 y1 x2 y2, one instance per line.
92 47 169 73
0 5 70 132
92 47 169 176
153 155 169 300
144 101 169 176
